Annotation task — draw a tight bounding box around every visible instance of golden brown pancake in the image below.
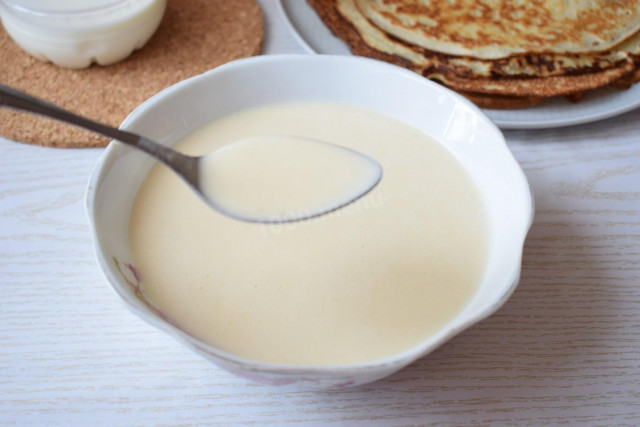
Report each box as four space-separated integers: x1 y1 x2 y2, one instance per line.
429 62 635 97
356 0 640 59
458 92 545 110
337 0 640 80
308 0 640 108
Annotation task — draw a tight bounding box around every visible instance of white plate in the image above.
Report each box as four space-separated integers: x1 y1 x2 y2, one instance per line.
278 0 640 129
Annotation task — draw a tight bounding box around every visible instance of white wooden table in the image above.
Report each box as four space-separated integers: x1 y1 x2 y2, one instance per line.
2 1 640 425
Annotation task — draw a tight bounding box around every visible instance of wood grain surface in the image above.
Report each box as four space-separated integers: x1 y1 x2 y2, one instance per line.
1 1 640 425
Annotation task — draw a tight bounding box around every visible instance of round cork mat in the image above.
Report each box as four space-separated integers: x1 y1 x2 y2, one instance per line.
0 0 263 148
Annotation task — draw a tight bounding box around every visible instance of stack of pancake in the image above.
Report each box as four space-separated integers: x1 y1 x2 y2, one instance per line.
308 0 640 108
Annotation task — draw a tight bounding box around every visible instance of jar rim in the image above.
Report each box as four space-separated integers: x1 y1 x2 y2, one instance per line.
0 0 163 34
2 0 130 16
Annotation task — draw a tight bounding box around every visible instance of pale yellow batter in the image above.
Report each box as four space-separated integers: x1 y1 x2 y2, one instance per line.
129 103 489 365
199 135 381 222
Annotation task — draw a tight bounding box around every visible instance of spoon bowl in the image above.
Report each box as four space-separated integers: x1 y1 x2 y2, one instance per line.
198 135 382 223
0 84 382 223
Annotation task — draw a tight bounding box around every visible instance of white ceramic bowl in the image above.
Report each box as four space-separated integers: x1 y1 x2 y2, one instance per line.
86 55 533 390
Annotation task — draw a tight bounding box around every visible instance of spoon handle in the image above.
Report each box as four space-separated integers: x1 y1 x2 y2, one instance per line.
0 84 198 186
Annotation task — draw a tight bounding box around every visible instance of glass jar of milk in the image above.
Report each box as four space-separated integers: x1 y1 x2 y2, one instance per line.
0 0 166 68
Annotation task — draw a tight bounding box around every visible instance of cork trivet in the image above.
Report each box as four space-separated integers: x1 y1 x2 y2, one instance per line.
0 0 263 148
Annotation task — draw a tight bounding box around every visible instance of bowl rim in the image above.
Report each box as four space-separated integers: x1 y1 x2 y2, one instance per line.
86 54 534 376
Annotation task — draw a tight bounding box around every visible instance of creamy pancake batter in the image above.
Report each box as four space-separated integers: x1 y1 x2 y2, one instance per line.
129 103 489 365
198 135 381 222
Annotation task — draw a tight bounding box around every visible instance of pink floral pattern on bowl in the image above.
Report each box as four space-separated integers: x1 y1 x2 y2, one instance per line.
113 256 177 328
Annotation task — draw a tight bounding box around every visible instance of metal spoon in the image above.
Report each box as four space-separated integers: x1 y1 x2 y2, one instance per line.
0 84 382 223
